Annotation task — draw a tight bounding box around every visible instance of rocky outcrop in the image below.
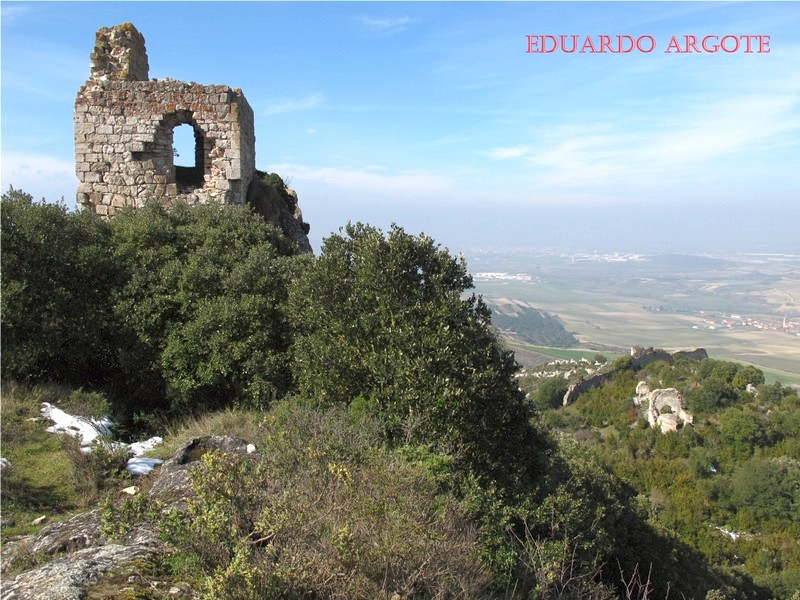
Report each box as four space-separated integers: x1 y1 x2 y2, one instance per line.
563 346 708 406
635 384 694 433
246 174 312 253
2 540 160 600
149 435 257 504
1 435 255 599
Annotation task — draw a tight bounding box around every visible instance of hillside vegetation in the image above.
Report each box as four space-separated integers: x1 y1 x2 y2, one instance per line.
522 357 800 599
1 188 796 599
487 302 578 348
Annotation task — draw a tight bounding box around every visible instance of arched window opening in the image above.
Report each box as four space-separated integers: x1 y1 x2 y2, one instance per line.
173 123 205 191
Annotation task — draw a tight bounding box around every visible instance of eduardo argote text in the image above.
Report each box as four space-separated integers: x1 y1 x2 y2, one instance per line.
526 34 770 54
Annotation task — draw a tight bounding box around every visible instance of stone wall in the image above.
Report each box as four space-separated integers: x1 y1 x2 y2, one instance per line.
630 346 673 370
74 23 255 217
672 348 709 362
562 372 609 406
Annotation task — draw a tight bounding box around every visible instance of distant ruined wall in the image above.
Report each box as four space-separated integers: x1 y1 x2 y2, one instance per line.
630 346 673 370
74 23 255 217
562 346 708 406
672 348 709 362
562 372 608 407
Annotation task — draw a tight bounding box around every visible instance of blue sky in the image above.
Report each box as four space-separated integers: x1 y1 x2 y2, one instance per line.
2 2 799 254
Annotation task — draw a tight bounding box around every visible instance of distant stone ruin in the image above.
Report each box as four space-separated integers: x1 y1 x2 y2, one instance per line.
634 384 694 433
74 23 255 216
630 346 708 369
562 346 708 406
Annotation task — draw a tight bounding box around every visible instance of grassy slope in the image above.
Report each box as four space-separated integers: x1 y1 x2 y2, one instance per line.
0 383 131 538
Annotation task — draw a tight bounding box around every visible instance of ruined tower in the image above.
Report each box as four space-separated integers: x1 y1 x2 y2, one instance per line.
74 23 255 216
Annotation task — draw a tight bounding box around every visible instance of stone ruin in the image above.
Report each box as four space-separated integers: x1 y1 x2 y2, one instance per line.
73 23 311 253
74 23 254 215
634 382 694 434
630 346 708 369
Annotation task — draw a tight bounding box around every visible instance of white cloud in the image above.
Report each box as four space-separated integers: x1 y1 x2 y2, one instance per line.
267 162 452 203
262 93 325 116
1 3 34 24
358 16 412 35
1 152 78 207
522 90 800 193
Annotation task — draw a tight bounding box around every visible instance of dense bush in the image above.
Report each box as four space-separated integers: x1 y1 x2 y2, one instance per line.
1 188 120 385
531 377 569 411
110 201 300 415
1 192 302 419
288 222 548 489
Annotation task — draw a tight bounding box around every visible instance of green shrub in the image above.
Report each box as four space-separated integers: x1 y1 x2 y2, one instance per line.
158 402 491 599
531 377 569 411
288 222 548 489
1 188 119 385
109 201 300 416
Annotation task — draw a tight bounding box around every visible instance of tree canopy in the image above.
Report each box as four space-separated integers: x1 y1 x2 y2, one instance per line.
288 222 547 487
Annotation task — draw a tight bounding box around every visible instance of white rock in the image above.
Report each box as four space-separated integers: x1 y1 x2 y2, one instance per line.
128 436 163 457
125 457 164 476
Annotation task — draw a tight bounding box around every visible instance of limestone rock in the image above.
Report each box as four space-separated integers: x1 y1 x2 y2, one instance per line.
2 435 255 599
644 388 693 433
149 435 257 504
246 176 312 253
27 510 105 557
634 381 651 406
1 541 159 600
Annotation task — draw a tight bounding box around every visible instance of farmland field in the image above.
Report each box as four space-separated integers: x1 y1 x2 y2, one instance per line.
470 251 800 382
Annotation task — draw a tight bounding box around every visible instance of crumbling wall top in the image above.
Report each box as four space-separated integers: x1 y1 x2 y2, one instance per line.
90 23 149 82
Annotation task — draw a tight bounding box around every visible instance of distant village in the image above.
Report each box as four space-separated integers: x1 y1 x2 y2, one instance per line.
644 304 800 337
693 312 800 337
